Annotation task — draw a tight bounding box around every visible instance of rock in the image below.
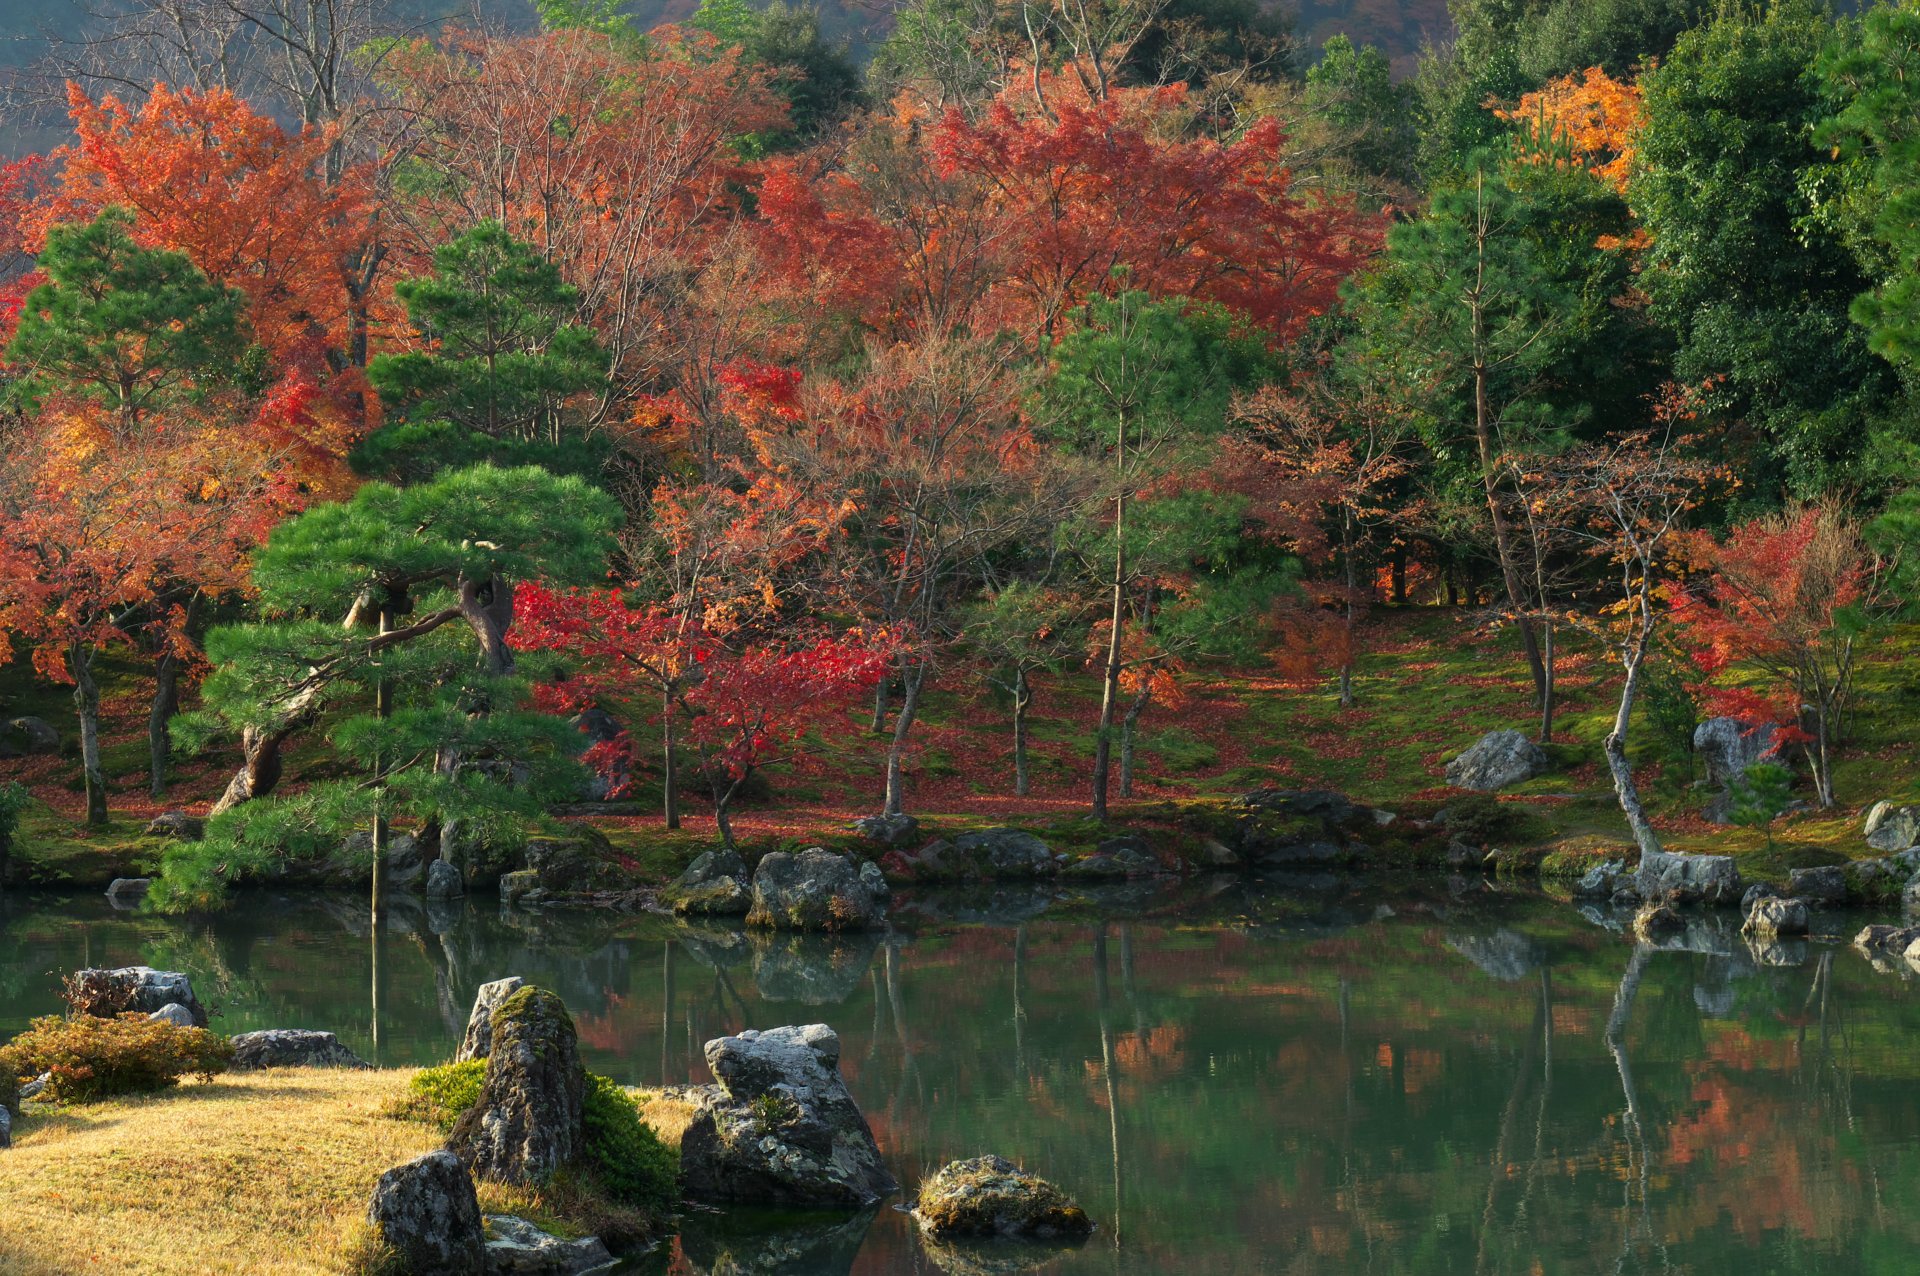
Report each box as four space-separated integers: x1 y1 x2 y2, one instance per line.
523 833 626 894
1743 895 1809 938
67 966 207 1027
499 870 542 905
752 930 884 1005
448 987 585 1185
1197 838 1241 868
1865 801 1920 853
680 1023 897 1208
1740 883 1780 915
456 977 527 1063
0 715 59 757
1636 849 1741 906
1694 718 1785 821
105 877 151 904
851 813 921 847
341 830 423 889
1239 788 1355 822
230 1029 370 1070
1445 929 1543 981
426 858 465 900
914 1155 1093 1240
483 1215 615 1274
1445 840 1481 869
1445 730 1549 792
663 849 753 916
143 811 204 841
1632 902 1685 940
18 1074 47 1102
146 1003 198 1028
748 848 887 931
1786 864 1846 903
1572 859 1628 900
1063 836 1166 880
949 829 1059 878
1853 924 1920 955
0 1104 10 1149
1850 857 1902 903
366 1149 486 1275
1904 876 1920 915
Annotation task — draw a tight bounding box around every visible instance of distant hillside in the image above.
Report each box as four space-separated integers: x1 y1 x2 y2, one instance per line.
0 0 1455 155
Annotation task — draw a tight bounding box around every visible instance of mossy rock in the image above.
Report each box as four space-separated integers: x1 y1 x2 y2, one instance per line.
1740 842 1848 885
914 1156 1093 1240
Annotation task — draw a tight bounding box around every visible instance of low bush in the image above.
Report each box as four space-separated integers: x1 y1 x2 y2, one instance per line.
1444 793 1522 847
394 1058 486 1132
0 1013 234 1103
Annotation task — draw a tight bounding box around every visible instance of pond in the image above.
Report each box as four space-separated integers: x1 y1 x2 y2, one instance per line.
6 876 1920 1275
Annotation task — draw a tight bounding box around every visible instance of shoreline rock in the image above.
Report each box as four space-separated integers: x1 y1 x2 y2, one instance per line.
914 1155 1093 1241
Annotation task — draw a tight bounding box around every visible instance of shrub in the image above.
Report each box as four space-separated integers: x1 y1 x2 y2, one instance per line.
582 1073 679 1214
0 1014 234 1103
1442 793 1517 847
396 1059 487 1132
0 780 26 883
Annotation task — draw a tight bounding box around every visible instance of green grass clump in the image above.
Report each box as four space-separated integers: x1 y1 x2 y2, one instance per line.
394 1058 487 1132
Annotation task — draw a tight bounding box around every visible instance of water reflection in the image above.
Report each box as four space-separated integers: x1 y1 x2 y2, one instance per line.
8 881 1920 1273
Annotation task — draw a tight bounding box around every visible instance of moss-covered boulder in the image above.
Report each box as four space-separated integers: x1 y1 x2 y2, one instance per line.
747 848 887 931
455 976 525 1063
663 849 752 916
447 987 585 1186
914 1156 1093 1240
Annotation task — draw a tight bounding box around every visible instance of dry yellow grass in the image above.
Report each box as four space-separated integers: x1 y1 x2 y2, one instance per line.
628 1087 697 1149
0 1068 440 1276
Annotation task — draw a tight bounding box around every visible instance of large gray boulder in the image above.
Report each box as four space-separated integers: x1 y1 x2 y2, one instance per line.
425 858 465 900
1636 849 1742 906
1572 859 1629 900
0 716 59 757
1743 895 1810 939
483 1214 614 1274
104 878 150 906
1694 718 1784 821
949 829 1060 877
680 1023 898 1208
146 1003 198 1028
663 849 752 916
1445 730 1549 792
230 1029 370 1071
1787 865 1847 904
748 849 887 931
913 1155 1093 1240
366 1150 486 1275
456 976 527 1063
447 987 585 1185
0 1105 10 1150
851 813 921 847
67 966 207 1027
341 830 424 889
1865 802 1920 853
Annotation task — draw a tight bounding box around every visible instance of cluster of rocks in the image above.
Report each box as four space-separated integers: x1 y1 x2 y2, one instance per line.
664 847 890 931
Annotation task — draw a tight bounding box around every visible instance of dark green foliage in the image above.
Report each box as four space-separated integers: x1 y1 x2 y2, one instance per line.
1444 793 1521 847
0 1014 234 1103
360 222 608 483
5 207 251 419
0 781 26 884
1304 36 1417 190
398 1058 487 1132
745 3 863 144
581 1072 680 1213
1638 658 1699 764
1728 761 1795 851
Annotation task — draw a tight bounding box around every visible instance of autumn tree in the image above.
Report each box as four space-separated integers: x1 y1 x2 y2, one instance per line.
1672 504 1874 811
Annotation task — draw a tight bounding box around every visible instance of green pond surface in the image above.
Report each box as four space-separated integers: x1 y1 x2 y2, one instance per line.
6 875 1920 1275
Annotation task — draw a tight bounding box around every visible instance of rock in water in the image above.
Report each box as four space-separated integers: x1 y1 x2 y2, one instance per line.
229 1029 370 1071
663 849 753 916
950 829 1058 877
66 967 207 1027
483 1215 614 1274
1636 850 1742 906
447 987 585 1185
1632 902 1685 941
1864 801 1920 853
914 1156 1093 1240
1743 895 1810 939
146 1003 198 1028
1444 730 1549 792
1572 859 1628 900
851 813 921 847
748 849 887 931
426 858 465 900
680 1023 898 1208
1787 864 1846 903
104 877 151 905
456 977 526 1063
366 1149 486 1275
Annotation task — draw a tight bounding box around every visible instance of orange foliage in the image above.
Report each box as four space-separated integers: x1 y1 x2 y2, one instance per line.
1501 66 1644 197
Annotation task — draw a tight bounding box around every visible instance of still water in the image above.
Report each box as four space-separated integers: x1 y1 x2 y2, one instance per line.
6 876 1920 1275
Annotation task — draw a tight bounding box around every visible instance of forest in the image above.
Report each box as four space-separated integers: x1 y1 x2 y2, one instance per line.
0 0 1917 907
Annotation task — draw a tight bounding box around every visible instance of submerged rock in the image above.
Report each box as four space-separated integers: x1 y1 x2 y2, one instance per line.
366 1149 486 1275
457 977 526 1063
1636 850 1742 906
1743 896 1810 939
1572 859 1629 900
230 1029 370 1071
680 1023 897 1208
1854 924 1920 955
105 877 151 905
483 1214 614 1274
676 1205 878 1275
426 858 465 900
67 966 207 1027
664 849 753 916
1445 730 1549 792
448 987 586 1186
748 849 887 931
1632 902 1685 941
914 1156 1093 1240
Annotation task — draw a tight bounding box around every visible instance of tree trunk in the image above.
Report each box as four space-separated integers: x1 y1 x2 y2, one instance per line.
371 602 394 927
1339 509 1357 708
1390 547 1407 606
662 684 680 830
1603 622 1663 860
1118 687 1151 799
1012 665 1033 797
884 662 927 817
457 574 515 676
1093 491 1127 823
149 648 180 800
1539 620 1555 744
70 642 107 828
870 677 890 734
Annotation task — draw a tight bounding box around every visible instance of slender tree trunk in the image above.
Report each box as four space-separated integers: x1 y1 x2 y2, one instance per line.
1093 481 1127 823
1390 547 1407 606
662 684 680 830
1339 509 1357 708
371 603 394 927
70 642 107 828
870 678 890 734
1119 686 1151 799
1012 665 1033 797
884 662 927 817
1604 615 1663 860
1539 621 1555 744
149 648 180 800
